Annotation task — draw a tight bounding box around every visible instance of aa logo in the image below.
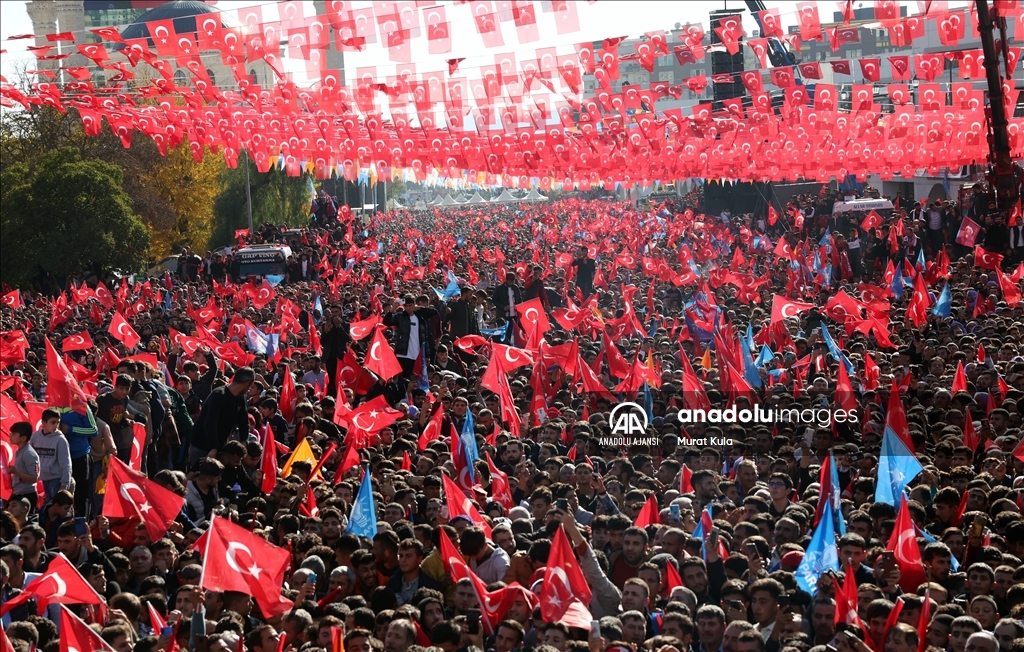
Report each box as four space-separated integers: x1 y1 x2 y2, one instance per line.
609 402 649 436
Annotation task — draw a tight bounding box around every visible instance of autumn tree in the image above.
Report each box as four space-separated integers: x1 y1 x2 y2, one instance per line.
145 143 224 257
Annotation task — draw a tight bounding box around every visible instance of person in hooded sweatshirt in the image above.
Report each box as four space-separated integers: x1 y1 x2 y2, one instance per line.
30 408 72 504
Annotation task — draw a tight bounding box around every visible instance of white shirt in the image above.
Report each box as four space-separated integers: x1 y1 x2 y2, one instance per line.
404 314 421 361
506 287 516 314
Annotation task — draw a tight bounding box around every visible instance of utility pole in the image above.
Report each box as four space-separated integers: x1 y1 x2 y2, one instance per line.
244 150 254 233
975 0 1021 214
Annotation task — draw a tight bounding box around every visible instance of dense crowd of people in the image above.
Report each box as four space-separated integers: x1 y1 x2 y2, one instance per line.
1 179 1024 652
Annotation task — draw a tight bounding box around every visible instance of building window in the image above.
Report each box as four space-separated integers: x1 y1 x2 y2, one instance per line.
658 71 674 83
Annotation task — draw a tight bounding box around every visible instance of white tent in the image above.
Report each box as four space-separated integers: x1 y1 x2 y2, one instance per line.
430 194 444 205
492 189 518 203
524 189 549 202
440 194 460 206
466 192 489 204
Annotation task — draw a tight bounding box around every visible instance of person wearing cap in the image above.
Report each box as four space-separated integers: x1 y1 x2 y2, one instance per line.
188 367 255 470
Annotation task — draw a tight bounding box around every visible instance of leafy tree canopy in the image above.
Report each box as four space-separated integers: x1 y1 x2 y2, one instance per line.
1 148 150 289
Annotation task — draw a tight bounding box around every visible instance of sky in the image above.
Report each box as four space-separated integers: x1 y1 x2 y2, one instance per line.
0 0 881 83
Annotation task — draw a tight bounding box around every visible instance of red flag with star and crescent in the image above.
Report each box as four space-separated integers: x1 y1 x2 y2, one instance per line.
770 295 815 324
887 499 927 593
199 515 294 617
61 605 117 652
541 526 593 629
103 455 185 541
108 311 142 350
0 553 103 616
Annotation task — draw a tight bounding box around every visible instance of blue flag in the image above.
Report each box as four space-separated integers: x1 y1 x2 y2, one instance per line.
874 425 923 507
432 279 462 302
313 295 323 325
461 407 478 482
345 469 378 538
480 323 509 338
643 382 654 422
754 345 775 368
826 454 847 536
795 498 840 595
417 346 430 392
932 282 952 318
919 527 959 571
820 323 854 373
891 272 904 299
163 290 172 313
246 325 279 357
741 341 763 388
265 275 284 287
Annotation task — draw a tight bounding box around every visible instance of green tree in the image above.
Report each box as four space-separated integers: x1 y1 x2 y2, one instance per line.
211 158 312 248
1 148 150 289
386 181 407 200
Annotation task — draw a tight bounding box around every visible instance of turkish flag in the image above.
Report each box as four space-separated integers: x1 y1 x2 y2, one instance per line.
128 422 146 471
770 295 815 324
348 395 402 436
62 330 94 352
418 401 445 451
251 281 276 309
515 297 551 336
956 217 982 247
486 451 514 510
364 327 404 381
349 314 381 340
997 269 1021 308
974 246 1004 271
541 527 593 628
260 426 279 493
280 369 297 423
103 456 185 541
632 494 660 528
858 58 881 81
109 311 141 350
0 553 103 616
200 516 294 617
795 2 822 40
335 443 361 483
61 605 117 651
441 472 492 538
45 339 90 410
887 499 927 592
680 463 693 493
1 290 22 309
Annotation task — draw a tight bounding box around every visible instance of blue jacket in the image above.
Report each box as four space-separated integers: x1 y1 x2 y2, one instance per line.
60 409 97 459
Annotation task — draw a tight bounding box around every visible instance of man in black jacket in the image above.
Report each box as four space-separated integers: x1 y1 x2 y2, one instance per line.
321 306 351 397
188 367 254 470
492 273 523 321
383 295 434 378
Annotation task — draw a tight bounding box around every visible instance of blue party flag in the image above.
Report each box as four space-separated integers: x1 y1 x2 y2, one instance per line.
461 406 478 482
891 272 904 299
820 323 854 373
754 345 775 368
795 498 840 596
874 425 923 507
345 469 378 538
931 282 952 318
